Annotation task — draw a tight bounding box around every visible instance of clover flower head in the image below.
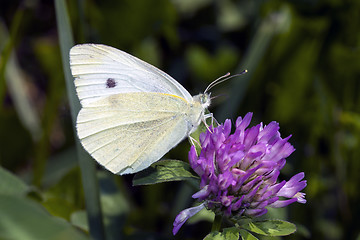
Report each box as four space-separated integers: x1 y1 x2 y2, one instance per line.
173 113 306 235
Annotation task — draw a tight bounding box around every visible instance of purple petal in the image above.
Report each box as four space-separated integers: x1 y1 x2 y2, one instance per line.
245 208 268 217
232 196 245 211
247 143 267 158
277 172 307 198
199 131 211 147
173 203 205 235
264 169 280 185
254 161 278 175
223 119 232 137
241 176 262 193
258 121 280 143
236 112 253 129
218 172 233 190
243 184 261 202
251 199 269 209
256 184 269 197
276 158 287 170
244 124 260 151
220 195 233 207
226 151 245 170
268 180 286 195
232 165 262 192
266 196 279 206
269 198 298 208
231 168 247 179
188 146 200 172
192 185 210 199
262 137 295 163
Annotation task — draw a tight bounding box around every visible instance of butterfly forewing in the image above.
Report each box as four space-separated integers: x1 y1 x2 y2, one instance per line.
70 44 192 106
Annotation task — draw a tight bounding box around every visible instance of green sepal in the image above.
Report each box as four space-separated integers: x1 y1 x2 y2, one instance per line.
204 227 241 240
239 229 258 240
133 159 199 186
241 219 296 237
0 166 28 196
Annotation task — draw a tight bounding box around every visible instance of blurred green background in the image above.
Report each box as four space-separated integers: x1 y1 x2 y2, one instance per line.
1 0 360 239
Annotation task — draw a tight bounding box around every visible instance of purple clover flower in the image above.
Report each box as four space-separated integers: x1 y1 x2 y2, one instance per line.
173 113 306 235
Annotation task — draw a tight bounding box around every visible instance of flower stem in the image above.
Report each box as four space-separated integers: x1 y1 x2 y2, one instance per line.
211 214 223 232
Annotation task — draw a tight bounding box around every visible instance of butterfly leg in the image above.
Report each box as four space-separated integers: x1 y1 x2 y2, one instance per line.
202 113 219 133
189 135 201 148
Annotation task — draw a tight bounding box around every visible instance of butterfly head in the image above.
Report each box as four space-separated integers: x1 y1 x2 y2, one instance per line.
193 93 211 109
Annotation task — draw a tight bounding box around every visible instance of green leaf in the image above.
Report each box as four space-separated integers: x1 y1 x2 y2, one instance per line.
133 159 199 186
204 232 223 240
98 171 129 239
0 195 90 240
222 227 241 240
242 219 296 236
239 230 258 240
55 0 106 239
0 166 28 196
204 227 240 240
71 210 89 232
41 197 75 220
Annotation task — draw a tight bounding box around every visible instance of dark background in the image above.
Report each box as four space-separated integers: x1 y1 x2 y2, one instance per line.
1 0 359 239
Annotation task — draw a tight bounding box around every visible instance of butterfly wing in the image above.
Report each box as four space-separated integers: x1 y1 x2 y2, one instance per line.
77 92 200 175
70 44 192 106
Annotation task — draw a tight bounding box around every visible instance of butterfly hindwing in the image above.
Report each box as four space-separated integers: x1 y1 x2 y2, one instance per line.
76 92 194 174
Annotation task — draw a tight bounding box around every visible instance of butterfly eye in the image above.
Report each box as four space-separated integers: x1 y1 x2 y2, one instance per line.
199 94 211 108
201 95 207 104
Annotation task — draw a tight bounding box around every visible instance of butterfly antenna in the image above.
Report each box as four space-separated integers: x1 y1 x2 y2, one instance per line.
210 93 227 101
204 72 230 94
204 70 248 94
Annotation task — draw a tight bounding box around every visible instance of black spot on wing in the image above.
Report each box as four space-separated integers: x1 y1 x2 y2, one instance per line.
106 78 117 88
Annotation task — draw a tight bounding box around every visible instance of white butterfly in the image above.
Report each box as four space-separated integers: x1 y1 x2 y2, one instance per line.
69 44 212 175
